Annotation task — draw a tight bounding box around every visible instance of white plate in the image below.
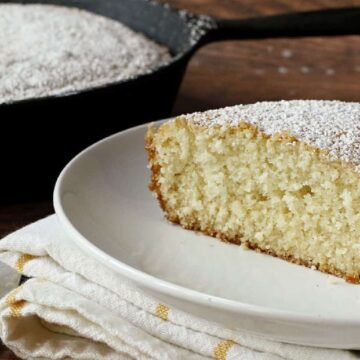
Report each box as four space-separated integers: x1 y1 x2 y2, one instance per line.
54 120 360 349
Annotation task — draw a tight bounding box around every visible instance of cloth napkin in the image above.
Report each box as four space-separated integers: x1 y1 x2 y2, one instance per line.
0 262 20 299
0 216 359 360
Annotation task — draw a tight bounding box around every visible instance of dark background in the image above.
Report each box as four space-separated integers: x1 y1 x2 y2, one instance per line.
1 0 360 357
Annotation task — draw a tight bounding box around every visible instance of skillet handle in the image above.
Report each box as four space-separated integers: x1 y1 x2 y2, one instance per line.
202 7 360 43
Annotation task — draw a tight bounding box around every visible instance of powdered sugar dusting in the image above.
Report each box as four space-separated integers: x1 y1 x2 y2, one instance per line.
178 10 216 45
185 100 360 172
0 4 171 104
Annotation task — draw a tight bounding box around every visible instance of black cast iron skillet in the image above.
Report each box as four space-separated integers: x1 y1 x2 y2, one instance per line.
1 0 360 201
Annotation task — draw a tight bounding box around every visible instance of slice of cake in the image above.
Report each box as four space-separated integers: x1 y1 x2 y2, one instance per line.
146 100 360 283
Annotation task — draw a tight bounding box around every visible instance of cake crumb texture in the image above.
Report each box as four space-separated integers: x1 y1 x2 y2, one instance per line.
146 101 360 283
186 100 360 173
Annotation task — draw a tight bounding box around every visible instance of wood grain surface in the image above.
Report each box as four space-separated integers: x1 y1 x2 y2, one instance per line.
1 0 359 358
165 0 360 114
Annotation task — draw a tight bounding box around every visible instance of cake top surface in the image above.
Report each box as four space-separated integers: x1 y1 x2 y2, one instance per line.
184 100 360 172
0 4 171 104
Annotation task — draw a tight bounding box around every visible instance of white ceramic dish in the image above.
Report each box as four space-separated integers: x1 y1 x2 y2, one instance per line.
54 120 360 349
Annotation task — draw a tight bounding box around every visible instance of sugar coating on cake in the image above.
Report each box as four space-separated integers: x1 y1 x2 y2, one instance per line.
185 100 360 172
0 4 171 104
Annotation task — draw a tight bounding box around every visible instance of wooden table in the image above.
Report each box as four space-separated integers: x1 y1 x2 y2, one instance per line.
1 0 359 358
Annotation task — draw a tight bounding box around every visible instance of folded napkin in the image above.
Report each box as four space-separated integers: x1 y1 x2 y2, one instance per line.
0 262 20 299
0 216 359 360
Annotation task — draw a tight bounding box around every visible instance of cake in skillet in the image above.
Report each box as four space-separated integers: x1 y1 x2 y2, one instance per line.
146 100 360 283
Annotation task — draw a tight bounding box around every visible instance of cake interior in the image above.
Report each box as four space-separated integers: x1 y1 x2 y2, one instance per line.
147 118 360 282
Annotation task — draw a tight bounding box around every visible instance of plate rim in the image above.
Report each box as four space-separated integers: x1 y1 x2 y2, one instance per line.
54 120 360 327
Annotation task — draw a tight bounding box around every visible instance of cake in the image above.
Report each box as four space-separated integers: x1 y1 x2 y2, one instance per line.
0 4 171 104
146 100 360 283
